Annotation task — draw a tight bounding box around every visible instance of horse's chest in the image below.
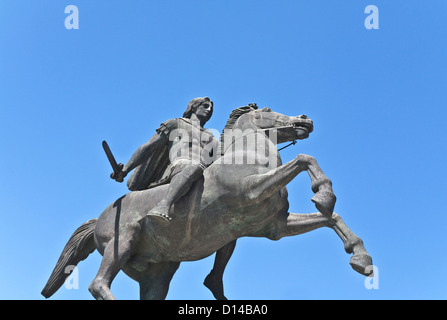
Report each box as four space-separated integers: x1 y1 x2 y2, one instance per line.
234 188 289 232
259 189 289 213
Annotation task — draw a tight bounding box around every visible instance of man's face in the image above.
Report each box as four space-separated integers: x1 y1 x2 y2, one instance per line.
194 101 213 122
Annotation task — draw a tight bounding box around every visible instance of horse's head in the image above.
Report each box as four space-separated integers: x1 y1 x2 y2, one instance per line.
239 107 314 144
220 105 314 158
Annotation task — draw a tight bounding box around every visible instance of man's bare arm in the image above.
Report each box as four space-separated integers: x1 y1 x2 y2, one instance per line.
112 132 167 182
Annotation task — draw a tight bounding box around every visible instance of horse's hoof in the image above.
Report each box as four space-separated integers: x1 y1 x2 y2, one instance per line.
204 273 227 300
89 279 116 300
350 253 373 276
311 190 336 216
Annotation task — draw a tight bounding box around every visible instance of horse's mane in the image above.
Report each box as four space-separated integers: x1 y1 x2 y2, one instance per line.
220 103 258 155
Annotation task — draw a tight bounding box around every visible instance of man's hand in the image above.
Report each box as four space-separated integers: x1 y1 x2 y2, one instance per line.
110 163 126 182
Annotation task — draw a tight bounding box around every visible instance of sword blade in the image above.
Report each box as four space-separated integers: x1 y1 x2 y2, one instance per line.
102 140 120 174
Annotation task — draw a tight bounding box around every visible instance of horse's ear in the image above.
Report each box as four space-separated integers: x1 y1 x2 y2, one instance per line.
248 103 258 110
261 107 272 112
239 105 257 112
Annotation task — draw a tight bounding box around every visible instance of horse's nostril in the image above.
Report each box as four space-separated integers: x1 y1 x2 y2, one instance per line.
299 114 308 119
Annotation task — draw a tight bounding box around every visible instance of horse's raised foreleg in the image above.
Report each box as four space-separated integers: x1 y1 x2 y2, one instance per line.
266 212 373 276
303 155 337 216
267 212 332 240
242 154 308 203
243 154 334 215
329 213 373 276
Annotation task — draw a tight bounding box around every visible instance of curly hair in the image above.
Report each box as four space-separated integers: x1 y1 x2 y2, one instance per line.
183 97 213 122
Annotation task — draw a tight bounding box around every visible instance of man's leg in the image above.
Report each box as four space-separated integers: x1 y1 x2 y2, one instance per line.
145 164 203 221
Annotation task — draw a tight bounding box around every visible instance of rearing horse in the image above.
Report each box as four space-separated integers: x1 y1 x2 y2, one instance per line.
42 106 373 300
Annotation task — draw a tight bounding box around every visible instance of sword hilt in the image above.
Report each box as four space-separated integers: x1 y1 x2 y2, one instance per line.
110 163 125 182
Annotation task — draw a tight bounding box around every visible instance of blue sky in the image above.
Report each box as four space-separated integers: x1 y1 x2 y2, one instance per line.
1 1 446 300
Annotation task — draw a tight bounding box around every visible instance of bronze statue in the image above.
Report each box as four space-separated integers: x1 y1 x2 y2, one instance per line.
111 97 218 222
42 102 373 300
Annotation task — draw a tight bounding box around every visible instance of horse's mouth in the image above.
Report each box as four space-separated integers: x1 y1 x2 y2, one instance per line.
292 121 313 139
272 119 313 143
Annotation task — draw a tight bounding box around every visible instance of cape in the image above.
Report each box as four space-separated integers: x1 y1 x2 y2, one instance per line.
126 142 170 191
126 120 174 191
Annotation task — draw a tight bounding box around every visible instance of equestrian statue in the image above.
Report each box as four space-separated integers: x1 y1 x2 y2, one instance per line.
42 97 373 300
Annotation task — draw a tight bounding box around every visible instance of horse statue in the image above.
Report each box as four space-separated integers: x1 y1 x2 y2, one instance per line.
41 105 373 300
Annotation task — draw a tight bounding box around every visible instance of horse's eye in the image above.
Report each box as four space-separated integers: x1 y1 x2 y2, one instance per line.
255 114 261 119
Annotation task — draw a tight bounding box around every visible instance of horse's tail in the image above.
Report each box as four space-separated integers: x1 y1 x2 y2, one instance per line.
41 218 97 298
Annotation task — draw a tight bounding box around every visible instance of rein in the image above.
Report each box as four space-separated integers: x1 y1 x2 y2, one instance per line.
278 140 297 151
221 125 298 154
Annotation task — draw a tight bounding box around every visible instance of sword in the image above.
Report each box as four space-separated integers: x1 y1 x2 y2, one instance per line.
102 140 124 182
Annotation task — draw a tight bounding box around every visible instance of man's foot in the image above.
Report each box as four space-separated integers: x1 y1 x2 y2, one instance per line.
144 204 172 222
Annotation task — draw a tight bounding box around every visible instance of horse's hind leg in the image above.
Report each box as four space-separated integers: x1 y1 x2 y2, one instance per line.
88 238 132 300
139 262 180 300
204 240 236 300
89 222 141 300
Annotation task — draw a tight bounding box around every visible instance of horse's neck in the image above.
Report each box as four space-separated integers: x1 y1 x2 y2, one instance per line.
222 125 281 168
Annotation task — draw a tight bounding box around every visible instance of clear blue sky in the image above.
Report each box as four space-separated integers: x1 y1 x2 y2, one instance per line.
1 1 446 300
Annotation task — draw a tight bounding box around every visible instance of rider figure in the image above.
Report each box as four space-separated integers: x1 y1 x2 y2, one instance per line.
112 97 218 222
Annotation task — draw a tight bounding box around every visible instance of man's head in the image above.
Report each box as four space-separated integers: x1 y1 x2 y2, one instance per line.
183 97 213 123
